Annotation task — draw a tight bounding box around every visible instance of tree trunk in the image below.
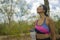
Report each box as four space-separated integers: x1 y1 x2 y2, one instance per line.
44 0 50 15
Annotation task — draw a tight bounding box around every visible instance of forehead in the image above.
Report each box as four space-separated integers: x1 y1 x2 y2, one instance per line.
37 5 43 9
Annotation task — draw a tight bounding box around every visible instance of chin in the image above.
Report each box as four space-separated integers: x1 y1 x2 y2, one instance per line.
37 12 41 14
37 13 40 14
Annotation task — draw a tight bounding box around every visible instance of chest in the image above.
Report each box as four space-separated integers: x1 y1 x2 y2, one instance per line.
37 18 49 26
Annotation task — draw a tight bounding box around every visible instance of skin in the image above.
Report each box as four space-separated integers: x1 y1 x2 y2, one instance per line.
35 5 56 40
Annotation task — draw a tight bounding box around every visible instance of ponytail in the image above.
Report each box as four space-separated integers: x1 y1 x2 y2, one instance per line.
41 5 49 17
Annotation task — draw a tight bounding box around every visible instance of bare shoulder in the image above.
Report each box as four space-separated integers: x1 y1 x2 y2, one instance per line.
46 17 54 22
47 17 55 25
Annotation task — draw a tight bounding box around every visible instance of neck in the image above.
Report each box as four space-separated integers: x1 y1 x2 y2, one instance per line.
39 13 46 19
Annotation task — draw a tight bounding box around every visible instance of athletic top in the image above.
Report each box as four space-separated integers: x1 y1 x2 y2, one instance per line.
35 18 50 34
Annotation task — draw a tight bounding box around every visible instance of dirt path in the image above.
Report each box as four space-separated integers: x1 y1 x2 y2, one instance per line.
0 33 60 40
0 33 31 40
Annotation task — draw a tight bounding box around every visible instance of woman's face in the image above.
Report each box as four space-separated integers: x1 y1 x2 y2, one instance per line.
37 5 45 14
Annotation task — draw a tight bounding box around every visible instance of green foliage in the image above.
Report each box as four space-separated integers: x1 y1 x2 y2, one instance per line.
0 0 32 35
0 21 33 35
55 20 60 34
0 19 60 35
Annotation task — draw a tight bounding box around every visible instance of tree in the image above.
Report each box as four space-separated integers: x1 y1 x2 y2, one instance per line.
0 0 15 27
0 0 31 26
44 0 50 15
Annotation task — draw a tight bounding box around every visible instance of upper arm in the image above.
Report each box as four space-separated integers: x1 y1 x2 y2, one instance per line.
48 17 56 40
48 17 56 34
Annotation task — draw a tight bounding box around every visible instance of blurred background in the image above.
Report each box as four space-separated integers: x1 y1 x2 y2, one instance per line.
0 0 60 40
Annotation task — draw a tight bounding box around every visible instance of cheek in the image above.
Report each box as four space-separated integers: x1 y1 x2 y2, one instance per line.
37 9 43 12
37 10 40 12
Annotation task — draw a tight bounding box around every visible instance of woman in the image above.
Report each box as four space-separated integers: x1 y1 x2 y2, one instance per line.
35 5 56 40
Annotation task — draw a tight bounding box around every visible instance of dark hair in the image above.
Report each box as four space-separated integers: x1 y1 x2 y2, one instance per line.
40 5 49 17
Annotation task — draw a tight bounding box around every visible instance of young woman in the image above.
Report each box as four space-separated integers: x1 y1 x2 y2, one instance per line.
35 5 56 40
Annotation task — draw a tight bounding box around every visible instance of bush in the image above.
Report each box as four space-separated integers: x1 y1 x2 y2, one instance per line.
0 20 60 35
55 20 60 34
0 21 33 35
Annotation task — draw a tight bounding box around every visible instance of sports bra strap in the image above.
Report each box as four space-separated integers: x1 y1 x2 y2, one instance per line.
36 18 46 25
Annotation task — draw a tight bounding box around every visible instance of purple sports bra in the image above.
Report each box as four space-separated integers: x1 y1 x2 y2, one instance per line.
35 18 50 34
